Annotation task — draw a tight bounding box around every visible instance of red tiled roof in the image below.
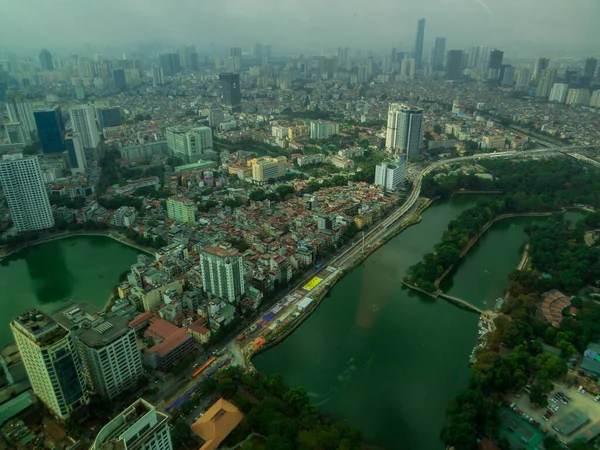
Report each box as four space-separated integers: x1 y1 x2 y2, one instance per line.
129 311 153 328
147 328 191 356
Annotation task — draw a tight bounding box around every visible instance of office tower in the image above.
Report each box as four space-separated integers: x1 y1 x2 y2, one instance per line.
190 52 200 71
200 242 246 303
250 156 287 183
0 153 54 232
70 104 100 149
253 43 263 60
65 132 86 174
39 49 54 71
208 109 225 128
4 122 27 144
488 50 504 69
91 399 173 450
385 103 423 158
515 68 531 91
532 57 549 83
414 18 425 70
34 106 65 154
400 58 416 80
6 97 36 139
96 106 122 130
549 83 569 103
432 37 446 71
374 157 406 191
10 309 88 420
445 50 463 80
500 65 515 86
225 56 241 73
219 72 241 112
152 66 165 86
584 58 597 78
337 47 348 68
167 197 196 224
113 68 126 89
230 47 242 58
467 46 482 69
535 69 557 98
178 45 195 70
53 303 143 402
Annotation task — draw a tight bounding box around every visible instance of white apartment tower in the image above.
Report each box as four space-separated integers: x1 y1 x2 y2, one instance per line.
4 122 27 144
0 153 54 232
152 66 165 86
10 309 89 420
70 104 100 149
91 399 173 450
54 303 144 402
200 243 246 304
549 83 569 103
6 97 37 139
374 157 407 191
385 103 423 158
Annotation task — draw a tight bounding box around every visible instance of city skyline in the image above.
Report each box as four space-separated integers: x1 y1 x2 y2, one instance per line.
0 0 599 57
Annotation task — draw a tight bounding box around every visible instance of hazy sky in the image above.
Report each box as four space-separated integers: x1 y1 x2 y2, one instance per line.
1 0 599 57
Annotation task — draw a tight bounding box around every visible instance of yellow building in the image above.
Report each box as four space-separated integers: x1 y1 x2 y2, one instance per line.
483 135 505 150
167 196 196 224
288 125 308 141
250 156 287 183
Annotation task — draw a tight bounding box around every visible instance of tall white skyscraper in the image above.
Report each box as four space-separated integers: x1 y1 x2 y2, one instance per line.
91 399 173 450
0 153 54 232
152 66 165 86
515 68 531 91
385 103 423 158
54 303 144 401
200 242 246 303
549 83 569 103
70 104 100 149
65 132 87 174
400 58 416 80
11 309 89 420
535 69 557 98
6 97 37 139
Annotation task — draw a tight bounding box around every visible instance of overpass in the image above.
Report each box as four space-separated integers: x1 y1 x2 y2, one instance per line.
437 292 483 314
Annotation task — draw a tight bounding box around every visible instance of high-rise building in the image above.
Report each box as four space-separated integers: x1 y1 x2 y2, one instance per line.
532 57 550 84
310 120 338 139
385 103 423 158
0 153 54 232
535 69 557 98
230 47 242 58
91 399 173 450
65 132 86 174
400 58 416 80
113 68 126 89
337 47 348 68
34 106 65 154
225 56 241 73
590 90 600 108
252 43 263 60
53 303 143 402
39 49 54 71
250 156 287 183
515 68 531 91
432 37 446 71
10 309 88 420
159 53 181 77
374 157 407 191
152 66 165 86
96 106 122 130
178 45 196 70
414 18 425 70
219 72 241 112
70 104 100 149
6 97 37 139
488 50 504 69
549 83 569 103
166 126 213 163
4 122 27 144
200 242 246 303
500 65 515 86
584 58 598 78
208 109 225 128
167 196 196 224
445 50 463 80
566 88 591 106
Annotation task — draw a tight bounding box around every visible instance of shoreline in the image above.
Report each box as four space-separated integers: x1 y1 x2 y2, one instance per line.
0 231 155 261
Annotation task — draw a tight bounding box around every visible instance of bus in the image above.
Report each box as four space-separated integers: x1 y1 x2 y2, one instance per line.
192 356 216 378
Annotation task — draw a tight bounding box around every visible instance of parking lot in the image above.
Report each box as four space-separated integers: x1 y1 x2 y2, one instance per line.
506 383 600 445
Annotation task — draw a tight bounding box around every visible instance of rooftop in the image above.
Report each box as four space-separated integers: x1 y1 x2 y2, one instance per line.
12 309 65 343
191 398 244 450
202 242 239 258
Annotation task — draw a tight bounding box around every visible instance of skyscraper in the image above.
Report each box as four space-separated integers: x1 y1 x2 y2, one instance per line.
584 58 597 78
488 50 504 69
535 69 557 98
500 65 515 86
152 66 165 86
91 399 173 450
515 68 531 91
549 83 569 103
532 57 550 84
4 122 27 144
0 153 54 232
219 72 241 112
374 157 407 191
34 106 65 154
65 132 86 174
253 43 263 60
53 303 144 402
432 37 446 71
6 97 37 139
200 242 245 303
11 309 88 420
414 18 425 70
70 104 100 149
400 58 416 80
445 50 463 80
385 103 423 158
113 68 126 89
39 49 54 71
230 47 242 58
96 106 122 130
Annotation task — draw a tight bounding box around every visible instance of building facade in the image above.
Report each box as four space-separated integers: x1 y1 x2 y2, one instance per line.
65 132 87 174
4 122 27 144
535 69 557 98
219 72 241 112
549 83 569 103
70 104 100 149
432 37 446 71
34 106 65 154
200 243 246 303
385 103 423 158
0 153 54 232
167 197 196 224
96 106 122 130
250 156 287 183
374 158 406 191
414 18 425 70
6 98 37 139
10 309 88 420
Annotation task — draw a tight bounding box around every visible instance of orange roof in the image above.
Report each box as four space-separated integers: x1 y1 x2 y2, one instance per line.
189 319 210 335
191 398 244 450
146 328 191 357
129 311 154 328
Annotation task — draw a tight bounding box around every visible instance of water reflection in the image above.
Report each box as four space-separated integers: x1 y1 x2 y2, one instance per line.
25 243 73 303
